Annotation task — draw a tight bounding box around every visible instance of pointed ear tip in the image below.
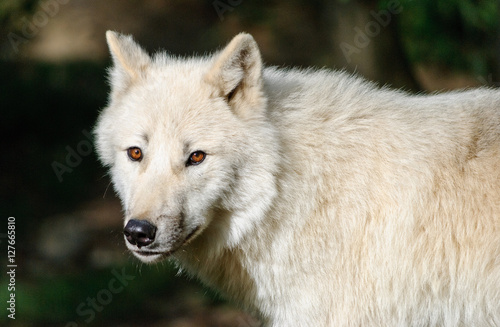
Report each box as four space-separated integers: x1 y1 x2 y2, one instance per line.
234 32 255 43
236 32 252 38
105 30 119 44
106 30 115 38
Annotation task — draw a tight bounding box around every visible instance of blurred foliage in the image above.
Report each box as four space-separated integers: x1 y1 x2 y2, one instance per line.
0 262 226 325
380 0 500 75
2 0 498 75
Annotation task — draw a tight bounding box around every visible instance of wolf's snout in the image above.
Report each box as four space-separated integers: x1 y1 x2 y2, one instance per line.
123 219 157 248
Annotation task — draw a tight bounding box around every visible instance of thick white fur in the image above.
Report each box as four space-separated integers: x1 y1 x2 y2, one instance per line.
95 31 500 326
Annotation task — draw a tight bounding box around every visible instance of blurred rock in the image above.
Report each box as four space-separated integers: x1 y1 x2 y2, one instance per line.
35 198 125 270
37 213 88 263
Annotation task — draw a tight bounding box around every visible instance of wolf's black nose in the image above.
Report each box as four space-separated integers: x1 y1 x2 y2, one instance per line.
123 219 157 248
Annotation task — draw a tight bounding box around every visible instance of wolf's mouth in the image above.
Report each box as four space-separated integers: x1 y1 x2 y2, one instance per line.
133 250 164 256
132 226 201 260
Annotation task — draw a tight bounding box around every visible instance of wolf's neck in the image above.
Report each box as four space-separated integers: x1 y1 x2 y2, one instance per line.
173 166 315 315
173 231 261 312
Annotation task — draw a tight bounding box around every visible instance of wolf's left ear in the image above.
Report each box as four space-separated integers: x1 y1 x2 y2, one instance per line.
205 33 265 118
106 31 151 97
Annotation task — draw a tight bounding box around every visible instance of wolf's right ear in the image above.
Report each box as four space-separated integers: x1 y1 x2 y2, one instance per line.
106 31 151 96
205 33 265 119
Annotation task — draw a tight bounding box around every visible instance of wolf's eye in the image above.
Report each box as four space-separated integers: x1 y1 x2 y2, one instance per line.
187 151 206 166
127 147 143 161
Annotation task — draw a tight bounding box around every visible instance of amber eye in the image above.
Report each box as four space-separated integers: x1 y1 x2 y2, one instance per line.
127 147 143 161
187 151 206 166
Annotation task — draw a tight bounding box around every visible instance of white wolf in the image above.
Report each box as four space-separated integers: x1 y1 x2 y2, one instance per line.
95 31 500 326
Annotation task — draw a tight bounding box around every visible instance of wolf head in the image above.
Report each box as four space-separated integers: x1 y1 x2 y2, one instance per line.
94 32 279 263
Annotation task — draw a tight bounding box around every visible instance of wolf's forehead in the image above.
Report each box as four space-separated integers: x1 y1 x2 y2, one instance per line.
150 56 211 85
118 59 223 134
123 84 215 132
142 64 212 103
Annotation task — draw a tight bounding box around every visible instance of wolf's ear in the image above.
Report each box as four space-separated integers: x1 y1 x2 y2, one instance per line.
205 33 265 118
106 31 150 96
